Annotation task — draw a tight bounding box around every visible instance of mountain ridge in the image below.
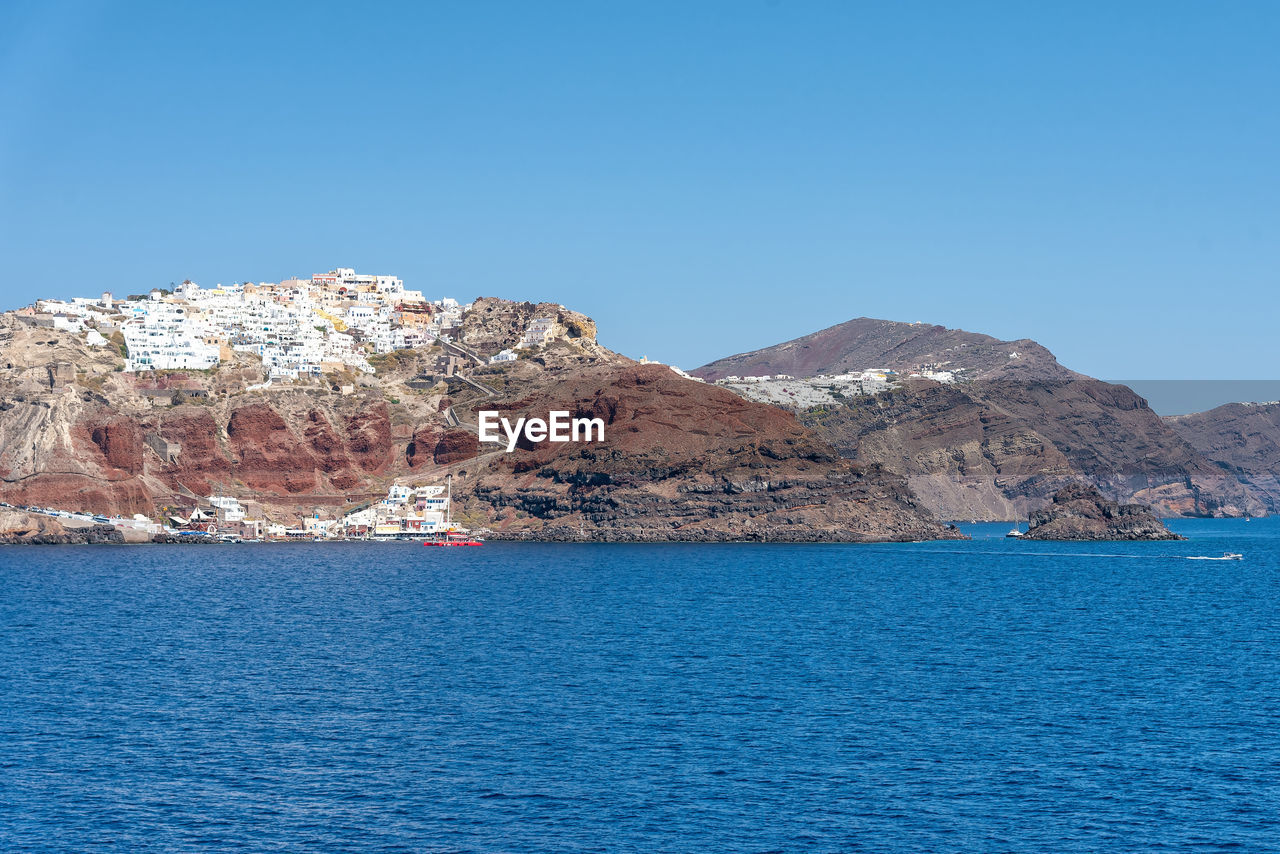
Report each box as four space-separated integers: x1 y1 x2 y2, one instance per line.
693 316 1078 383
695 316 1264 520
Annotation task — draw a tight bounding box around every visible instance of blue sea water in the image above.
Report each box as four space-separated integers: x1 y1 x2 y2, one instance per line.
3 520 1280 852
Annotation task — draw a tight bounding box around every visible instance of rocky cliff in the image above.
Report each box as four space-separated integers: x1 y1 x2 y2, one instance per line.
0 304 958 542
454 362 958 541
1021 483 1184 541
696 318 1263 520
1166 402 1280 513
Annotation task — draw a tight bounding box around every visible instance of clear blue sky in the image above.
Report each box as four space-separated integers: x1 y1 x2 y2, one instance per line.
2 1 1277 378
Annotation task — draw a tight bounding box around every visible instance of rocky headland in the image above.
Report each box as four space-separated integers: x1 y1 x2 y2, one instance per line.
0 301 961 543
457 362 959 542
1021 483 1184 541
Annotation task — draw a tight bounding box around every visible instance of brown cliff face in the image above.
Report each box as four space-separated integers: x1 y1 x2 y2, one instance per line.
149 409 231 497
0 317 414 517
227 404 320 494
1022 483 1184 541
86 418 144 474
1167 402 1280 513
344 404 394 472
802 378 1261 520
433 430 479 465
456 363 960 542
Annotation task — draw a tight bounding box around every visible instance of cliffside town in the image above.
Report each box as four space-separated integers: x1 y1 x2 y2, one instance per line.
0 277 959 542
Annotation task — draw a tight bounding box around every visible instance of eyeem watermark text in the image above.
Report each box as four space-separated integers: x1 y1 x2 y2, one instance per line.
478 410 605 452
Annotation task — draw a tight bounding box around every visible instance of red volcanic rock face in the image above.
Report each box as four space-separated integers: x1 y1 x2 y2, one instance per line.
303 409 347 473
6 475 154 518
405 427 436 469
434 430 479 465
406 426 479 467
87 418 144 474
484 364 838 473
344 404 392 473
227 403 318 494
149 409 232 497
460 363 956 542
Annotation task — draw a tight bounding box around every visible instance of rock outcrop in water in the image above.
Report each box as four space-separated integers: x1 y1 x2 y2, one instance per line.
1021 483 1184 541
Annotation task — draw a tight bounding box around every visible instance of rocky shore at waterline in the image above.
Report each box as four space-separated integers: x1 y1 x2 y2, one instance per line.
1021 483 1184 541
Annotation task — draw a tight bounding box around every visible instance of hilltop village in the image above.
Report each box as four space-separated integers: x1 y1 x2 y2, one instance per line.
2 267 596 541
19 267 553 381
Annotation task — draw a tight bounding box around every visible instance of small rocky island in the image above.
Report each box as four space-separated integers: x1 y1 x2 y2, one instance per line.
1022 483 1185 541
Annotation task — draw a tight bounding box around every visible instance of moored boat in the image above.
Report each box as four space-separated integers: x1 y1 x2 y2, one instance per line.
423 530 483 547
420 477 483 546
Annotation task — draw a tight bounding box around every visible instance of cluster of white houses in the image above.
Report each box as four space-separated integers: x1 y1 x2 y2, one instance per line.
159 481 459 541
27 268 471 381
712 368 955 410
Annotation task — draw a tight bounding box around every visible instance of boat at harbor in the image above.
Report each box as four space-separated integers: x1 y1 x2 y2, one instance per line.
420 477 483 546
423 530 483 547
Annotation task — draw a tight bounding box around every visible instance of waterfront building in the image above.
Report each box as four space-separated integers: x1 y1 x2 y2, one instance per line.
343 482 452 538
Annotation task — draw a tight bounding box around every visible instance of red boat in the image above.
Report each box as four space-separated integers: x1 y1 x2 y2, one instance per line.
423 531 483 547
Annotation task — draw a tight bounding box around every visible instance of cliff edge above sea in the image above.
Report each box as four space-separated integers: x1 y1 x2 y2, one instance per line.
0 299 961 543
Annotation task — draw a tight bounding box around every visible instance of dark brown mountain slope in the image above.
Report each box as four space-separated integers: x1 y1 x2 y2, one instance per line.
455 361 958 542
697 318 1263 520
1167 402 1280 513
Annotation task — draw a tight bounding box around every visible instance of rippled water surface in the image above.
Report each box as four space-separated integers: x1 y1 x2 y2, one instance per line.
4 519 1280 851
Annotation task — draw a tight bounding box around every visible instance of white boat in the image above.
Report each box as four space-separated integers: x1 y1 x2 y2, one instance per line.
1188 552 1244 561
1006 527 1023 538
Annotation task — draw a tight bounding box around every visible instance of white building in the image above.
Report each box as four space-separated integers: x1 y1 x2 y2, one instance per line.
208 495 246 523
516 317 556 349
344 483 452 538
